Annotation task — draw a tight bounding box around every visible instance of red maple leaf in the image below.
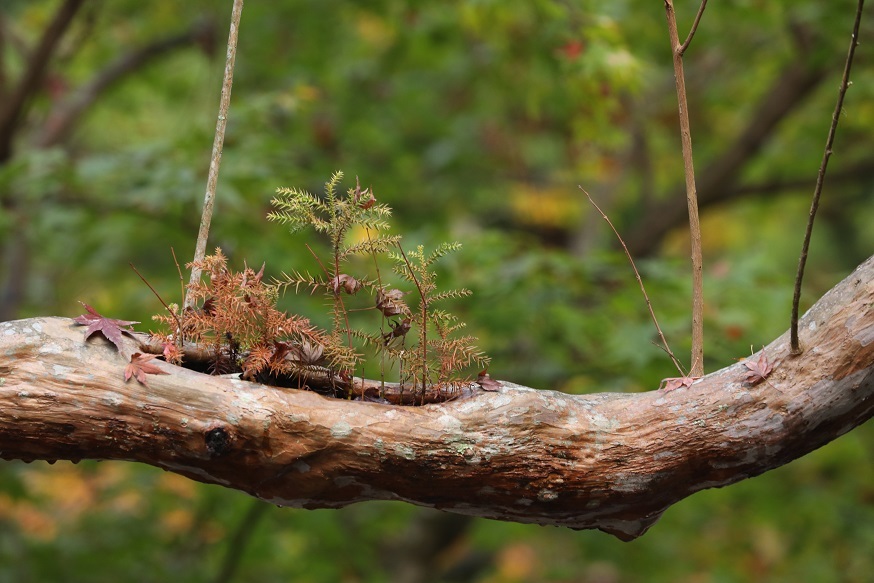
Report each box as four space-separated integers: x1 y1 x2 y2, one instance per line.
124 352 169 385
742 350 774 386
73 302 139 353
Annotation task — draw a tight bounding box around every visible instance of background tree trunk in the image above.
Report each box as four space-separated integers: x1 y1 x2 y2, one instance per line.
1 255 872 541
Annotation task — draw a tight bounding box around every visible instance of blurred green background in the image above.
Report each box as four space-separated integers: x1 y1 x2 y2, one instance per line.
1 1 873 581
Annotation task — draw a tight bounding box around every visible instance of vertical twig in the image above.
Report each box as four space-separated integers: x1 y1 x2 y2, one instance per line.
304 243 353 354
395 243 429 397
365 228 388 396
664 0 706 377
791 0 865 355
185 0 244 308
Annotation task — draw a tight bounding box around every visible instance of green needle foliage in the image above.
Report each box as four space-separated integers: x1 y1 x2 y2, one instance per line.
268 172 488 398
391 243 489 398
269 171 398 373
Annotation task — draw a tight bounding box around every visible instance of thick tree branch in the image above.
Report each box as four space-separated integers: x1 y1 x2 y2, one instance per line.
0 255 872 541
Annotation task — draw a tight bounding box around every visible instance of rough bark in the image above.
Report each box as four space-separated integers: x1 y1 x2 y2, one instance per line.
0 256 872 541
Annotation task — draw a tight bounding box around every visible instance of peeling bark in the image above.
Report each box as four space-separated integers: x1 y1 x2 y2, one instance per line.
0 256 872 541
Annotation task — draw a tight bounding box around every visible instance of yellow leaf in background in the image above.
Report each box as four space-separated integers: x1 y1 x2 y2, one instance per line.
157 472 197 500
0 494 57 541
510 183 583 229
161 508 194 534
355 12 395 52
493 542 539 582
295 83 321 103
108 489 144 516
23 463 95 517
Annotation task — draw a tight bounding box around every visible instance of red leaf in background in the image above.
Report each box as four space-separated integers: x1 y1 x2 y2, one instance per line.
73 302 139 353
124 352 169 385
559 40 584 60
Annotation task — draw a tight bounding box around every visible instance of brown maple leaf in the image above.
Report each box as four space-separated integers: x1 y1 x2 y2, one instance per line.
331 274 362 295
659 375 701 391
124 352 169 385
376 288 408 317
73 302 139 353
742 349 774 386
476 370 502 392
382 317 412 345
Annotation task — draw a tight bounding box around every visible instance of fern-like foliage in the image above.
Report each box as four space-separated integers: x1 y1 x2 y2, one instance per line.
269 172 399 373
390 243 490 399
152 249 334 381
152 172 489 404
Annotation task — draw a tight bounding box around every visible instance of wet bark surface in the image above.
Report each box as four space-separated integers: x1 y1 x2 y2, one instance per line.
1 256 872 540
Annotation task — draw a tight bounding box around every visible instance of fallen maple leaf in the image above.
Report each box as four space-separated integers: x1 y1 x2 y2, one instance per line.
659 375 701 391
124 352 169 385
742 349 774 386
73 302 139 353
477 370 501 392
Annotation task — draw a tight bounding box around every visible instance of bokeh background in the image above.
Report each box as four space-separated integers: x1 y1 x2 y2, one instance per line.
1 1 873 581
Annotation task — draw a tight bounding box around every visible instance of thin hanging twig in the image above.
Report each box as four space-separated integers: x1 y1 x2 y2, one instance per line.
130 263 183 339
185 0 244 308
664 0 705 377
791 0 865 354
581 187 685 376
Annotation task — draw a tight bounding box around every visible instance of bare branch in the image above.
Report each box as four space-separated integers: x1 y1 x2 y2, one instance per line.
678 0 708 55
664 0 704 376
581 187 684 376
1 254 872 541
0 0 86 162
35 19 216 148
186 0 244 308
791 0 865 355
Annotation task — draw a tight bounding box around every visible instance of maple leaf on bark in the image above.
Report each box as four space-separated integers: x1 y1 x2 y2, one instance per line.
73 302 139 353
742 350 774 385
659 375 701 391
124 352 169 385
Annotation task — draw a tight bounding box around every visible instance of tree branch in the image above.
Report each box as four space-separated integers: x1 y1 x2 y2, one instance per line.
0 0 86 163
664 0 705 376
0 255 872 541
186 0 244 307
678 0 708 56
35 19 216 148
791 0 865 354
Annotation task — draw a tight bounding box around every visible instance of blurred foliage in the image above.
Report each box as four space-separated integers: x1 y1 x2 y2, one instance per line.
1 0 873 581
